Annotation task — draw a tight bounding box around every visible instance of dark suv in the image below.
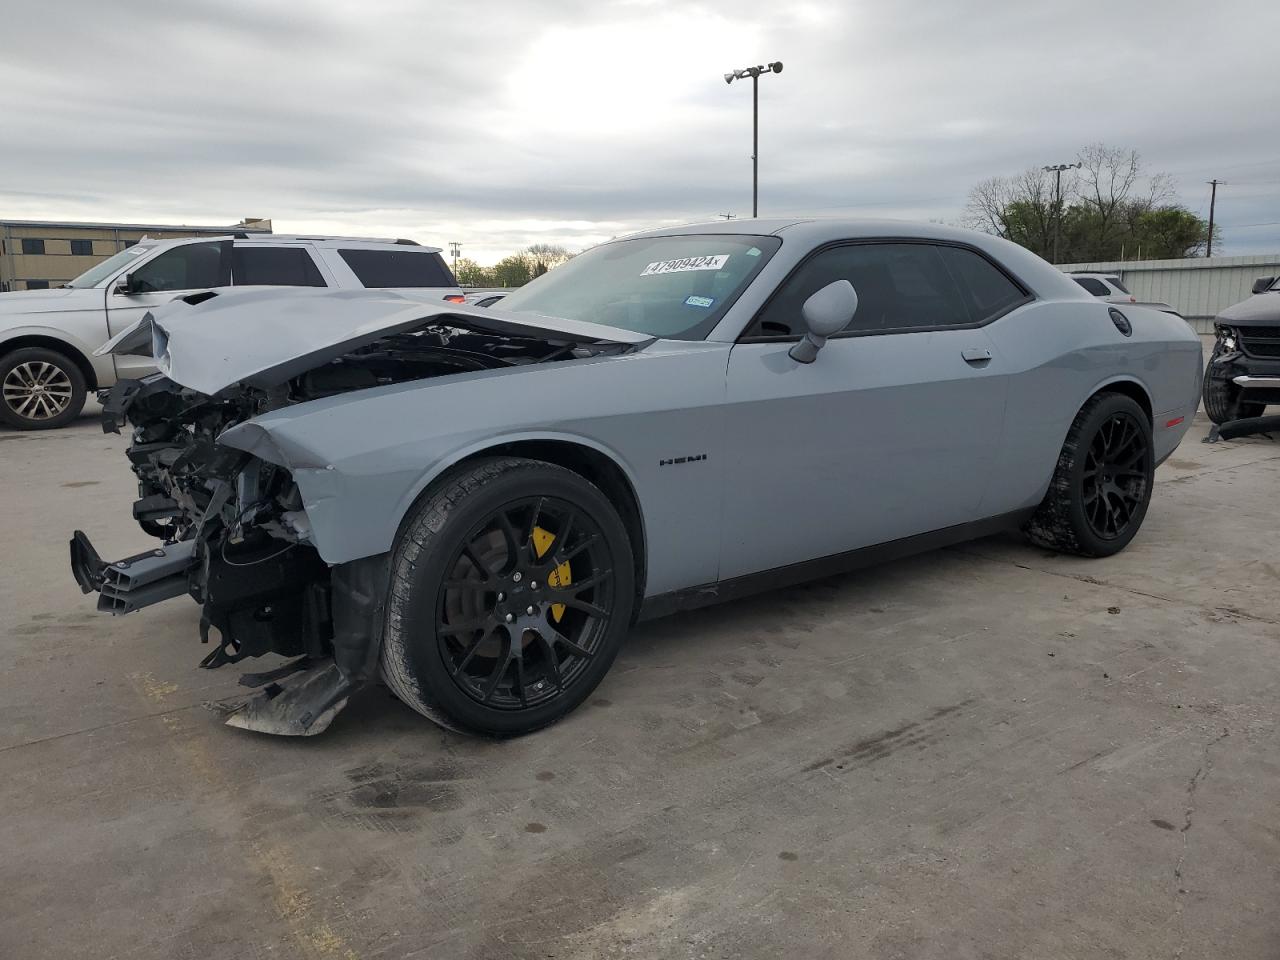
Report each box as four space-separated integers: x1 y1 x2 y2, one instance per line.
1203 275 1280 424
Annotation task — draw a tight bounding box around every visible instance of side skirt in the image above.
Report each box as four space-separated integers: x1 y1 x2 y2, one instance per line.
637 509 1036 622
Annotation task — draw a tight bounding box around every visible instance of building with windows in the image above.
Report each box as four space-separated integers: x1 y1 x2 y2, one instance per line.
0 217 272 291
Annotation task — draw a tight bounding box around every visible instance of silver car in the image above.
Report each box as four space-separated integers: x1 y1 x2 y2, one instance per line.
70 219 1202 737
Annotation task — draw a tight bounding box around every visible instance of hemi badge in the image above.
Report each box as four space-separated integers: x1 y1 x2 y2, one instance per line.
1165 416 1185 428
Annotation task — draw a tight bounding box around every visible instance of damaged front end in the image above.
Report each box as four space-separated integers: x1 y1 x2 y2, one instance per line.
71 290 641 735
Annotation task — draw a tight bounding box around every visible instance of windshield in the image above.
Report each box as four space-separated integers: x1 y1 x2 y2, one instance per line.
66 244 156 288
498 234 782 340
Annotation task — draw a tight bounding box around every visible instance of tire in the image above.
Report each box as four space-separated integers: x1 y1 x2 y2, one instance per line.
0 346 88 430
1025 393 1154 558
1202 349 1264 425
380 456 635 736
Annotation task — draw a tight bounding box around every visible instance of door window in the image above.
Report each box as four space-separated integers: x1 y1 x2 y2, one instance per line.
231 247 326 286
748 242 974 338
129 242 228 292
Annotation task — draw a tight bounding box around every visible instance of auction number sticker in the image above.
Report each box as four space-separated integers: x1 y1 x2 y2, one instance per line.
641 254 729 276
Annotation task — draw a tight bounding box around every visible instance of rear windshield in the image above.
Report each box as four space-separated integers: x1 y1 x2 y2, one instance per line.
1106 276 1131 294
337 249 456 288
498 234 782 340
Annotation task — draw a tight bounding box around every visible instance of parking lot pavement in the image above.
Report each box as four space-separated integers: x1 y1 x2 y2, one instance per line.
2 403 1278 960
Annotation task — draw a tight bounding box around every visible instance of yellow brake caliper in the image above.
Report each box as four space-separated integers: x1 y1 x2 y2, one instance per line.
532 526 571 623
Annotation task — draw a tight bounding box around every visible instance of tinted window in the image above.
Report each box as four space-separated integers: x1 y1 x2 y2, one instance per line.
70 239 93 256
26 280 50 290
21 238 45 255
938 246 1027 321
1074 277 1110 297
129 242 228 292
1105 276 1130 294
338 249 455 288
232 247 326 287
751 242 971 338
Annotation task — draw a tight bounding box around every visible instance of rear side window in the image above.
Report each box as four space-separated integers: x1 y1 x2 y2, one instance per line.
337 249 456 288
1074 277 1110 297
938 246 1028 322
232 247 326 287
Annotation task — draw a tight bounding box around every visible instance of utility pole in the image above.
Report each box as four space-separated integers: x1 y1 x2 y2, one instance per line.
723 61 783 217
449 241 461 280
1206 180 1224 257
1042 161 1081 264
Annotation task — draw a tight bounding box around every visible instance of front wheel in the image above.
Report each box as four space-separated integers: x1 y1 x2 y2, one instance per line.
380 457 635 736
1025 393 1154 558
0 347 87 430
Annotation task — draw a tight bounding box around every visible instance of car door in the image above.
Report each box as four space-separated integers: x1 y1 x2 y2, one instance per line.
106 239 231 379
719 240 1028 581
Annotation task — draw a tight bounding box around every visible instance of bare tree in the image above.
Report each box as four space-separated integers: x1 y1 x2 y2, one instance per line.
963 167 1060 259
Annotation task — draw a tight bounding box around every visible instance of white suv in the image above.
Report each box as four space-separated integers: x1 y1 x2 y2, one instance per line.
0 234 464 429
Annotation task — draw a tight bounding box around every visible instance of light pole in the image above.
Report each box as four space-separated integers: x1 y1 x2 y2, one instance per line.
723 61 783 218
1041 162 1080 264
449 241 461 280
1206 179 1224 257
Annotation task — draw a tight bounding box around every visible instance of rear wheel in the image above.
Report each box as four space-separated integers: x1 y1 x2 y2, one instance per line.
1202 346 1264 425
0 347 87 430
1025 393 1154 558
380 457 635 735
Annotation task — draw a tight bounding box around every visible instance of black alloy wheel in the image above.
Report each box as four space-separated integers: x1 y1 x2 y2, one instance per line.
436 496 614 710
1025 392 1155 558
1080 410 1149 541
380 457 635 735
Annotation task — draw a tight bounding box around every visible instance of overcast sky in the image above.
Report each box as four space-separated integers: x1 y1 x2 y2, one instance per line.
3 0 1279 264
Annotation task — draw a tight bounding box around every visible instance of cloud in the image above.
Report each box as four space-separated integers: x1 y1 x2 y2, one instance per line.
2 0 1278 261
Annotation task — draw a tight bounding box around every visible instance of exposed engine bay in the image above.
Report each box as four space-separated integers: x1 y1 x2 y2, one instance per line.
69 315 633 734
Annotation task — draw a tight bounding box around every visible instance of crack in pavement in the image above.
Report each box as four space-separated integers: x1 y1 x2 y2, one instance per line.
1171 727 1230 960
952 547 1280 627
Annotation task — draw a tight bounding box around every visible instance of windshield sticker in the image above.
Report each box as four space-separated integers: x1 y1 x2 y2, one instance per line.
684 295 715 308
641 254 729 277
746 247 762 257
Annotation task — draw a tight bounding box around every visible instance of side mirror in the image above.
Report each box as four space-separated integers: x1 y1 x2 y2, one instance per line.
1252 277 1276 295
789 280 858 363
113 274 137 296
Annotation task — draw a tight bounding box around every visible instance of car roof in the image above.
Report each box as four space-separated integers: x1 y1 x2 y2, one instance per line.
136 234 443 253
621 216 1086 300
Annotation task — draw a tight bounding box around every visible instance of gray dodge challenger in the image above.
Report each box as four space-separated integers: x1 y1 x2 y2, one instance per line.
70 219 1203 737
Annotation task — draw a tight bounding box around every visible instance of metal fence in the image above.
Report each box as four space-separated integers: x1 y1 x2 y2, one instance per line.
1057 253 1280 333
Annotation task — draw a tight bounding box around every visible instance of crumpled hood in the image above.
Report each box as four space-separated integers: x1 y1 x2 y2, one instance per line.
97 286 651 395
0 286 99 318
1218 293 1280 327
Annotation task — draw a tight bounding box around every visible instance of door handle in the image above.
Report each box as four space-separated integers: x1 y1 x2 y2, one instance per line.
962 347 992 365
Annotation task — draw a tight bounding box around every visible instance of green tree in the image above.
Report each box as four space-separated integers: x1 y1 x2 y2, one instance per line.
963 144 1210 262
453 257 492 287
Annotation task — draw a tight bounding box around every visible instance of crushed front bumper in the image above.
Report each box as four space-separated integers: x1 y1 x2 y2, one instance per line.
70 531 196 614
69 529 390 737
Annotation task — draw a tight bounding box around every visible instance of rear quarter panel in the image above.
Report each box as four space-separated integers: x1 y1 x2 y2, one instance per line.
981 301 1201 517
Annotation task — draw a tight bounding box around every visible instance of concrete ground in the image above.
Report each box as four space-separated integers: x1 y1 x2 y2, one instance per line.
2 395 1278 960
